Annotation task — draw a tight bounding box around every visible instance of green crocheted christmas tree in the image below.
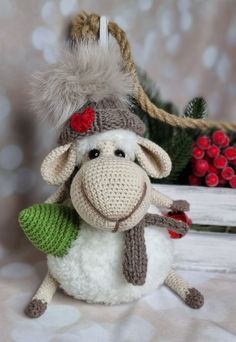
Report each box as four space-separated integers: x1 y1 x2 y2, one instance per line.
19 204 80 257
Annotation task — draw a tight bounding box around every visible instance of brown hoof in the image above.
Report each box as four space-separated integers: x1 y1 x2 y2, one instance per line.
171 200 190 212
185 288 204 309
25 299 47 318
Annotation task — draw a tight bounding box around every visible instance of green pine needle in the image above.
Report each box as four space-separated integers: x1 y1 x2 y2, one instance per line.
159 132 193 184
184 97 208 119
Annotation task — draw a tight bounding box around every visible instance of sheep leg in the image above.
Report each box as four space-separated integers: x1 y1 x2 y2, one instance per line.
24 185 69 318
164 269 204 309
25 272 58 318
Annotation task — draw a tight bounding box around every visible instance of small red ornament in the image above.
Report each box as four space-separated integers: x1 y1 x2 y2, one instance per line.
204 155 212 163
221 135 230 148
193 147 205 159
212 130 227 146
208 164 218 174
221 167 234 180
70 107 95 133
165 211 192 239
206 145 220 159
196 136 210 150
168 231 183 239
194 159 209 176
205 173 219 187
218 175 227 186
224 147 236 161
213 155 228 169
188 175 201 186
229 175 236 188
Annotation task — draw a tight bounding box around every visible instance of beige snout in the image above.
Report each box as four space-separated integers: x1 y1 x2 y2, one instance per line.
70 157 151 231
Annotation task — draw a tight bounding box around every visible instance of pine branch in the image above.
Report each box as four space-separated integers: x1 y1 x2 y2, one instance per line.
158 131 193 184
184 97 208 119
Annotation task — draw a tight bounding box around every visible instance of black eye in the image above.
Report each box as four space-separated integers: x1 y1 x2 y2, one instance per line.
88 149 100 159
114 149 125 158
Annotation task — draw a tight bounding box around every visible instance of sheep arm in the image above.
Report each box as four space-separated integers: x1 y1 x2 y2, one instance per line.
151 188 190 211
151 188 173 208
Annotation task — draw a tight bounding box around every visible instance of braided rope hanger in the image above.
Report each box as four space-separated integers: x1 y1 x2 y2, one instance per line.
69 12 236 131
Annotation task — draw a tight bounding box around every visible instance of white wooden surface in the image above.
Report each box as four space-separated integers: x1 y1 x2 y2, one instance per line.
150 184 236 273
152 184 236 226
173 231 236 273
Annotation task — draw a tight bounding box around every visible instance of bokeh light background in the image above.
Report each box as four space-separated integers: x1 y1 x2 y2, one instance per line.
1 0 236 251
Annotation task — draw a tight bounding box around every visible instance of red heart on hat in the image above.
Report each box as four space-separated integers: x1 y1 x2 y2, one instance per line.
70 107 95 133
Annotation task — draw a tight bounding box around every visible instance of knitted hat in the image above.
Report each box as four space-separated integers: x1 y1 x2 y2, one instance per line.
58 97 146 145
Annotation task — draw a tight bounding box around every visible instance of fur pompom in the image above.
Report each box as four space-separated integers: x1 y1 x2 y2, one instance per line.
30 40 133 128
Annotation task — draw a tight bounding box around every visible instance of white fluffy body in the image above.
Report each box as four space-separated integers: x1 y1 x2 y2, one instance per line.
75 129 138 164
47 221 173 304
30 40 133 128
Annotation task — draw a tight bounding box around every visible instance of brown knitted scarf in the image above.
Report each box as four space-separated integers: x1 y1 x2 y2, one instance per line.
123 213 189 286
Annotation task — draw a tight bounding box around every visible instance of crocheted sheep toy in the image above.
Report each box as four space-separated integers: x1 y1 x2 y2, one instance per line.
19 40 204 318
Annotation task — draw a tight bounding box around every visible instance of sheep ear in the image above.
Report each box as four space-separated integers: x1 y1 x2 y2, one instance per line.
41 143 76 185
136 137 172 178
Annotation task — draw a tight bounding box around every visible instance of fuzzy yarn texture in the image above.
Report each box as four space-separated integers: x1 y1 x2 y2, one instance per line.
19 204 80 257
75 129 138 165
47 221 173 304
30 40 133 128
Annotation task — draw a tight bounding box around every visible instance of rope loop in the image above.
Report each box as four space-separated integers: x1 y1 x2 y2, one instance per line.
70 12 236 132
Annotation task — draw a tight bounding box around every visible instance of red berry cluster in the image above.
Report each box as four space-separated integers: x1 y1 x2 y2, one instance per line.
188 131 236 188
